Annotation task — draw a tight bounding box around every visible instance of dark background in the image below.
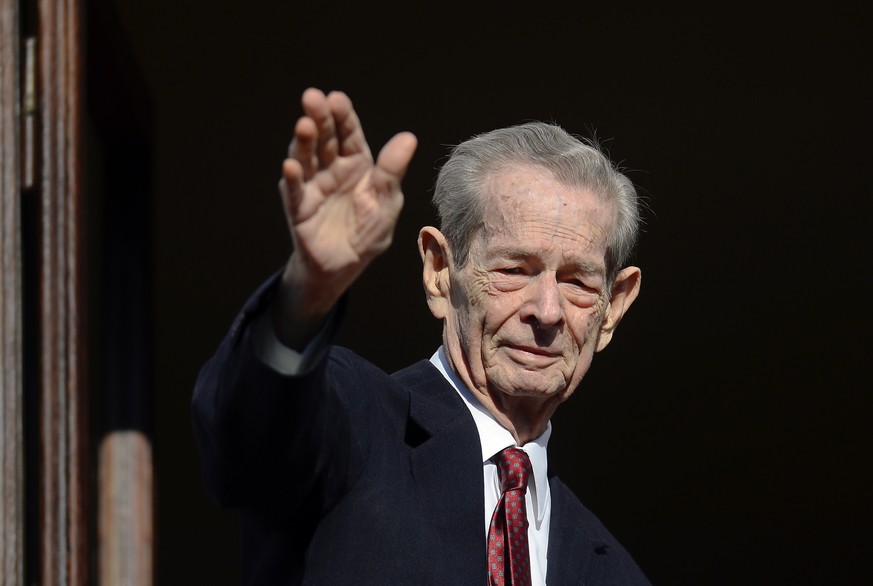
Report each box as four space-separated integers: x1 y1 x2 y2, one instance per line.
87 2 871 584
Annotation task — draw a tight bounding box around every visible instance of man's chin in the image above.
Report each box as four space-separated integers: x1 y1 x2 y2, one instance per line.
486 367 569 400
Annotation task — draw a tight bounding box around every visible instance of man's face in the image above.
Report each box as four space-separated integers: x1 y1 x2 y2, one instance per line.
442 164 617 407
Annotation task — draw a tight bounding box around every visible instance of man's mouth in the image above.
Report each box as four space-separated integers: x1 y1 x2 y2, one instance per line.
502 344 561 362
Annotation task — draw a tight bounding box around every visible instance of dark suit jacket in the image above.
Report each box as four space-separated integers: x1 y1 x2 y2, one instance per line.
192 278 651 585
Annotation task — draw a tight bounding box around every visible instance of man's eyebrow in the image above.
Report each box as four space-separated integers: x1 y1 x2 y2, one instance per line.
487 246 531 261
567 262 605 276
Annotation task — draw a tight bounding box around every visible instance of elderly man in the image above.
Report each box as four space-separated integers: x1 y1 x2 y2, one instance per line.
193 87 650 585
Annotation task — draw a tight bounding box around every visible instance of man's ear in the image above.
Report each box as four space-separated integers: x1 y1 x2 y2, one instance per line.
596 266 642 352
418 226 452 319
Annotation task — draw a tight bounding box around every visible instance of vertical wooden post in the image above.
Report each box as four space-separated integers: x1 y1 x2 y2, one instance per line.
5 2 153 584
38 0 87 584
86 2 156 582
0 0 25 584
99 432 153 585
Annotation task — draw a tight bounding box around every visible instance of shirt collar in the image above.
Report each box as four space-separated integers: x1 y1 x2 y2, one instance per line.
430 347 552 523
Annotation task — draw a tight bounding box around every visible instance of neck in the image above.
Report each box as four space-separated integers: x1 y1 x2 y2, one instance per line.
475 390 558 445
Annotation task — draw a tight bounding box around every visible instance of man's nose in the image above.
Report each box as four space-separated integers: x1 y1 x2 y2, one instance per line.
523 274 563 328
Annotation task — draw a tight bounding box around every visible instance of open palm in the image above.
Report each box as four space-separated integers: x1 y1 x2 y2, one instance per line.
278 88 417 319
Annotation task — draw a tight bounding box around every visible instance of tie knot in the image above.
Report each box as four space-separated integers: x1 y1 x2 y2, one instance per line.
495 447 532 493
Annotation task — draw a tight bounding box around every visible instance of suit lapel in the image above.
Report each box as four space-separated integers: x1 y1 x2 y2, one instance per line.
546 479 593 584
393 360 487 582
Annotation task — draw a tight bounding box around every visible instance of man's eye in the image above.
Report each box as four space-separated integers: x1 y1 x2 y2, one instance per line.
562 277 596 293
500 268 525 275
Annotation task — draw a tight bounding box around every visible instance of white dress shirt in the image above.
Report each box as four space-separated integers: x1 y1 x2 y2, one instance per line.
430 346 551 586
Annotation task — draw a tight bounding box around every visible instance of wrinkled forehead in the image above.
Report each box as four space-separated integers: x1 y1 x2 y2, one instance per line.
476 165 616 247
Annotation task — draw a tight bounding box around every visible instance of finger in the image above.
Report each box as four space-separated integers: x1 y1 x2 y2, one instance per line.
280 158 306 220
373 131 418 184
370 132 417 201
301 87 339 168
288 116 318 179
326 91 372 160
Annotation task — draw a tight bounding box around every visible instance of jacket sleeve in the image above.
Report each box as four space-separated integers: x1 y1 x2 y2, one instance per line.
191 273 368 525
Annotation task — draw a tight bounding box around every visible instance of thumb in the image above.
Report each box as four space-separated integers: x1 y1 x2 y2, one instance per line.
373 131 418 188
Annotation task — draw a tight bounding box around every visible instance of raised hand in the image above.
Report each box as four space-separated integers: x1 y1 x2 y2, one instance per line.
274 88 417 347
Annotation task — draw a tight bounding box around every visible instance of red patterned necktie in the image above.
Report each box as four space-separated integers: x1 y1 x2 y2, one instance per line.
487 447 533 586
